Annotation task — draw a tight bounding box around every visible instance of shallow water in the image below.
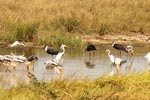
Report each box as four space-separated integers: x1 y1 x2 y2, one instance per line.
0 44 150 88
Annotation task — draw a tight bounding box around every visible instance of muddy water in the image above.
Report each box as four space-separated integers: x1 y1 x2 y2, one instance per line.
0 44 150 88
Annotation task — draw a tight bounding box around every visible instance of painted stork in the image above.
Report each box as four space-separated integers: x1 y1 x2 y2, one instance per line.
10 40 25 47
106 49 127 75
43 45 59 59
44 44 67 74
4 54 27 71
85 43 96 59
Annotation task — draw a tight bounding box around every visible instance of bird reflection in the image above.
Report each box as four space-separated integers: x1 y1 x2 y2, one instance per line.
84 57 95 69
125 59 133 74
45 64 55 70
27 72 38 84
10 72 17 87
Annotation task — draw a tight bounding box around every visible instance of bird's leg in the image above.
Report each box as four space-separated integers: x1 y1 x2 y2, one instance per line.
116 65 120 75
52 55 53 59
119 51 121 58
11 63 16 72
89 52 91 60
92 51 95 59
32 61 35 71
5 63 11 72
0 63 2 71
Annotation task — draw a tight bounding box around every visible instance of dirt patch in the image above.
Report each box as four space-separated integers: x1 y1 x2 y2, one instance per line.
81 33 150 45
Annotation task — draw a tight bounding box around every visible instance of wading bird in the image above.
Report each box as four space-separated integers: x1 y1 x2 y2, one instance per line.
10 40 25 47
112 41 127 57
126 45 134 56
85 43 96 59
106 49 127 75
44 60 62 74
53 44 67 64
44 44 67 74
145 52 150 70
43 45 59 59
27 55 38 71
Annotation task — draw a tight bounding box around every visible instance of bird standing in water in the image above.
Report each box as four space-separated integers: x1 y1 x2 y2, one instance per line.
112 41 127 57
10 40 25 47
126 45 134 56
45 44 67 74
85 43 96 59
27 55 38 71
43 45 59 59
106 49 127 75
145 52 150 66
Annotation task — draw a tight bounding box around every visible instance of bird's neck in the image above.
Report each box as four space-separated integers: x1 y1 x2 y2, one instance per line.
107 51 111 56
62 47 65 54
112 42 115 47
45 46 48 51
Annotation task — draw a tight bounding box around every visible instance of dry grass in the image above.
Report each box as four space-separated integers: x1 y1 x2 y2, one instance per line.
0 72 150 100
0 0 150 45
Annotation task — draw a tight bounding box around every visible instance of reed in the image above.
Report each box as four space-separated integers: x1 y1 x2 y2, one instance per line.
0 72 150 100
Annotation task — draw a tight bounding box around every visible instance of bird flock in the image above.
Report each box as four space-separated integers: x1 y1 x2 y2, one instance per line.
86 41 150 76
0 40 150 77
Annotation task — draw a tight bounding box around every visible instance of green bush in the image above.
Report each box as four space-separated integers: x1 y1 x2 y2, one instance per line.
15 23 39 41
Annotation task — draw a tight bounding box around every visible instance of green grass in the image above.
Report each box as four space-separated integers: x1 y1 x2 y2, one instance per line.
1 72 150 100
0 0 150 46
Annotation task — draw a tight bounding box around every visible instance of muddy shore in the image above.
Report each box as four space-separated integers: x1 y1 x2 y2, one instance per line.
81 33 150 45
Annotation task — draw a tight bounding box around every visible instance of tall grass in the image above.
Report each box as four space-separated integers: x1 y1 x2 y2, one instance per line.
1 72 150 100
0 0 150 45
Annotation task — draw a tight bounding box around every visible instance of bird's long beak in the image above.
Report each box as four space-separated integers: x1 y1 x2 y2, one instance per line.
64 45 68 48
43 45 46 49
131 50 134 56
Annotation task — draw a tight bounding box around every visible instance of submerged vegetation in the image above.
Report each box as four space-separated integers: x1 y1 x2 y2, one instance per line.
0 0 150 46
0 72 150 100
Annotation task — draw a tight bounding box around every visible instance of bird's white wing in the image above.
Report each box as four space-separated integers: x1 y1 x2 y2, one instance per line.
145 53 150 62
115 58 122 65
55 52 63 61
10 41 19 47
109 55 115 63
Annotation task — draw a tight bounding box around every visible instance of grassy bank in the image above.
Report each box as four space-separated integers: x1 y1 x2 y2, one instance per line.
0 0 150 46
0 72 150 100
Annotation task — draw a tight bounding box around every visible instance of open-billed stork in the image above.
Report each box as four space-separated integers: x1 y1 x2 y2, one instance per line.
106 49 127 75
85 43 96 59
112 41 128 57
44 44 67 74
43 45 59 59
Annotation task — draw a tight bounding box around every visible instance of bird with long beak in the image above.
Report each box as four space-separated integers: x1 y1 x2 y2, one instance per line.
126 45 134 56
106 49 127 75
10 40 25 47
53 44 67 64
43 45 59 59
145 52 150 63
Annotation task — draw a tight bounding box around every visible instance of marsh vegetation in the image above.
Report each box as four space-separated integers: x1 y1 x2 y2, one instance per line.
0 0 150 46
